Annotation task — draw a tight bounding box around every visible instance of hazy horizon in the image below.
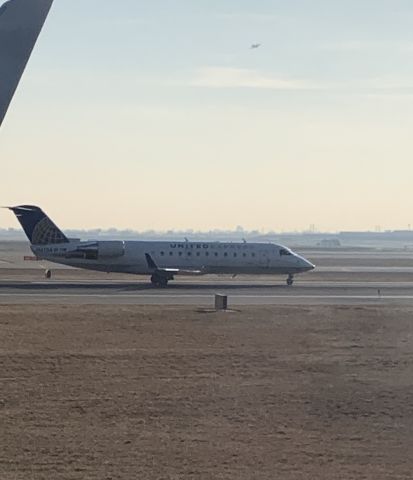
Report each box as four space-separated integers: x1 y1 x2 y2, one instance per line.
1 0 413 232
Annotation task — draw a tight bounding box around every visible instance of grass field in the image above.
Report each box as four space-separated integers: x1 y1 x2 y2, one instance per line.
1 305 413 479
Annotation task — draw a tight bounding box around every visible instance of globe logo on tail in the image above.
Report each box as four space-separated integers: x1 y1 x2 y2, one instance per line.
31 216 68 245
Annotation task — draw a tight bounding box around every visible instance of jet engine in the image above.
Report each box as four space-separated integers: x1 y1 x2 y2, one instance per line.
66 241 125 260
94 241 125 258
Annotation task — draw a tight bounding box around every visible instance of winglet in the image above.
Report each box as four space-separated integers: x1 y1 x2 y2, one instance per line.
145 253 158 270
0 0 55 126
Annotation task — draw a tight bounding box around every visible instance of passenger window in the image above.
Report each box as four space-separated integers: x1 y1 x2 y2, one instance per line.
214 252 218 257
179 252 183 256
205 252 209 256
160 251 164 256
196 252 200 257
233 253 237 258
169 252 173 256
224 252 228 257
252 253 255 257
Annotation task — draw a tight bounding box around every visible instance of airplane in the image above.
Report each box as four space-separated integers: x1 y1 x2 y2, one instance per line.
0 0 54 126
7 205 315 287
250 43 261 49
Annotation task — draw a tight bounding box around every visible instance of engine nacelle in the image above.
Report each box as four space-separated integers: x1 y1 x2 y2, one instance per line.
65 241 125 260
94 241 125 259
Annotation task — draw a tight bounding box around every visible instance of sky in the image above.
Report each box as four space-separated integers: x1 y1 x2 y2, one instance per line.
1 0 413 232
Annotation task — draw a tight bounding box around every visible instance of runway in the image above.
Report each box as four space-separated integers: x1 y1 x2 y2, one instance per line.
1 279 413 305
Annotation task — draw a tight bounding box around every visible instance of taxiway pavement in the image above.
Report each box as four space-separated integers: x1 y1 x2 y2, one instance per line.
0 279 412 305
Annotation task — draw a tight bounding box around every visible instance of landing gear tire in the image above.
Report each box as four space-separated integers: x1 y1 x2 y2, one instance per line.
286 275 294 286
151 275 168 288
45 269 52 280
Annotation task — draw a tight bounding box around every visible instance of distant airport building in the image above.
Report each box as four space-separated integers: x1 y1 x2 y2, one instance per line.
317 238 341 248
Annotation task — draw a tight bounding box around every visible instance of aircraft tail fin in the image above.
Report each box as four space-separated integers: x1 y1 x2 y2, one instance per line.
8 205 69 245
0 0 54 126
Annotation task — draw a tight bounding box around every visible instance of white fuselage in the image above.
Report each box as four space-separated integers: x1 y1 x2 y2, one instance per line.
31 240 314 276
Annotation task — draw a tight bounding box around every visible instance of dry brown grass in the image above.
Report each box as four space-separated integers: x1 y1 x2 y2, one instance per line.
1 305 413 479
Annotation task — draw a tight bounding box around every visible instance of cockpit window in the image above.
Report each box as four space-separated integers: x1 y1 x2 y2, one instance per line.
279 248 292 256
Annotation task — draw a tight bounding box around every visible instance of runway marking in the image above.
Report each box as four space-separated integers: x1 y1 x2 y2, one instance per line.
2 280 413 288
1 293 413 299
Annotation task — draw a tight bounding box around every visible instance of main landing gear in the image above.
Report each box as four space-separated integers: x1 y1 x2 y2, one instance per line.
150 274 169 288
286 274 294 286
45 269 52 279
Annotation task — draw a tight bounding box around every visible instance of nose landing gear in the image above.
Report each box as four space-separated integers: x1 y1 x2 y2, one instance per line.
286 274 294 286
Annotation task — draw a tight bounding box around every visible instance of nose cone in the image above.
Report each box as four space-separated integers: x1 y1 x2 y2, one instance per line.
297 256 315 272
303 259 315 271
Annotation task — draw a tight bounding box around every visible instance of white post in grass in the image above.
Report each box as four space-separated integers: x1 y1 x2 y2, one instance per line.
215 294 228 311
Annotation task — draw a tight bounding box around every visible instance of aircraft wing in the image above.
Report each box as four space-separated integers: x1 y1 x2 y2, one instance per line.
0 0 54 126
145 253 204 276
